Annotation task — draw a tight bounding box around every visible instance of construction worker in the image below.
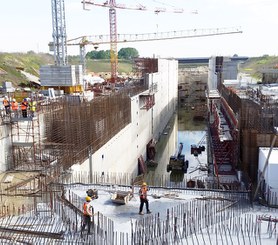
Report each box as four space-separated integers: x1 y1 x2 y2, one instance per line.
81 196 94 235
11 99 19 118
139 182 151 215
29 98 37 117
3 96 10 115
21 98 28 118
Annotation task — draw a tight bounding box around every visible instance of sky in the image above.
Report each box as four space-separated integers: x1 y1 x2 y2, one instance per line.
1 0 278 58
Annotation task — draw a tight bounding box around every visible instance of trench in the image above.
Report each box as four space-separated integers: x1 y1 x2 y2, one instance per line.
146 107 207 185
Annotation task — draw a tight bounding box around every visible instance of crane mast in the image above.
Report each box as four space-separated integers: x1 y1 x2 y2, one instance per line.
109 0 118 83
51 0 68 66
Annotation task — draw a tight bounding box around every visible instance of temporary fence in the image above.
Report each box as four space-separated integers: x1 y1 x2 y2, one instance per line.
62 171 249 192
0 181 277 244
260 185 278 207
131 192 251 244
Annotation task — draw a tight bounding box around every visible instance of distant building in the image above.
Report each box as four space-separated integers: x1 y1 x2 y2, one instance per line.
2 81 15 93
261 69 278 84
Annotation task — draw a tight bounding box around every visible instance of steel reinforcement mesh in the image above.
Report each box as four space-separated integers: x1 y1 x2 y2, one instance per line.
42 92 132 170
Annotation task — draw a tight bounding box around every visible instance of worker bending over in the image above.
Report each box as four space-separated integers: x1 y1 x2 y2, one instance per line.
139 182 151 215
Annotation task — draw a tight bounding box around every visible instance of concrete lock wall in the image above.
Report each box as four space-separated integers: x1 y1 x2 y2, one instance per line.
72 59 178 176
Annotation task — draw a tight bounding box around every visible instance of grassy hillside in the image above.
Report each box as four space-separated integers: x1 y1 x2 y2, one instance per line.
239 55 278 80
68 56 133 74
0 53 133 87
0 52 54 87
1 52 278 88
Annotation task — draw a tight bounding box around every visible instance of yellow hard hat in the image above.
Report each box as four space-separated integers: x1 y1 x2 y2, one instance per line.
142 182 147 186
85 196 91 202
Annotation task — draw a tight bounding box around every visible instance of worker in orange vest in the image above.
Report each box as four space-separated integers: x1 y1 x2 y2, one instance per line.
21 98 28 118
139 182 151 215
11 99 19 117
3 96 10 115
81 196 94 235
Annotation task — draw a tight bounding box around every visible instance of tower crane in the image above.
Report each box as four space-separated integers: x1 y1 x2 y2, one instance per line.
82 0 198 83
50 0 242 84
67 27 243 75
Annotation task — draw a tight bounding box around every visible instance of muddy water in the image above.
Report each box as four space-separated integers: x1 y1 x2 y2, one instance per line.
147 108 207 182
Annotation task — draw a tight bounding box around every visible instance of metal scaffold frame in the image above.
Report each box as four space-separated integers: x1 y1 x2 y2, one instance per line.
209 98 239 187
10 115 42 171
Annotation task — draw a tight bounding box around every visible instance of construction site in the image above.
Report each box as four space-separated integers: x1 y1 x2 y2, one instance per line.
0 0 278 244
1 54 278 243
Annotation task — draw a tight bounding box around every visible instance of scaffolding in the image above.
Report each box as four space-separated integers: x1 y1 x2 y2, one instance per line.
10 116 42 170
178 67 208 120
40 92 132 172
219 84 278 184
208 95 239 189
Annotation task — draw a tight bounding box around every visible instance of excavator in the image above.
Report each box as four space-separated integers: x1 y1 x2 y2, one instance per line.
167 143 189 173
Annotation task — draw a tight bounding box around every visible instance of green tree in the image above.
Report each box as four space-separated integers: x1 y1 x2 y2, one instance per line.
86 48 139 60
86 50 110 59
86 51 98 59
97 50 110 59
118 48 139 60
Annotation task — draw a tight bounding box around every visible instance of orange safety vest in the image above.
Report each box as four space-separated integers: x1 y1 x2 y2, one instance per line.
21 101 28 110
139 186 148 199
83 202 92 216
3 99 9 107
11 101 18 111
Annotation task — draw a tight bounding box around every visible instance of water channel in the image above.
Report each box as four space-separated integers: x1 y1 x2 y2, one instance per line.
146 107 208 185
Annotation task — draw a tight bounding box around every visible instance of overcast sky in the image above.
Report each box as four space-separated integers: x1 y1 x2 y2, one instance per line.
1 0 278 58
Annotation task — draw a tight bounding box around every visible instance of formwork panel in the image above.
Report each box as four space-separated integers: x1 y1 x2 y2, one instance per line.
40 65 82 87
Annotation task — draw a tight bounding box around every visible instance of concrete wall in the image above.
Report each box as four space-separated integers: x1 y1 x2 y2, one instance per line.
259 147 278 188
208 57 218 91
72 59 178 175
0 124 11 171
1 59 178 177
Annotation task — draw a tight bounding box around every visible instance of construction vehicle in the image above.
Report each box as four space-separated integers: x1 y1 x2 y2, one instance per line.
86 189 98 199
191 133 206 157
110 174 145 205
191 144 205 157
167 143 189 173
87 187 133 205
110 190 133 204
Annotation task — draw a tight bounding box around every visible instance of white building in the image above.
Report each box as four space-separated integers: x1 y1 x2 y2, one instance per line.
258 147 278 205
